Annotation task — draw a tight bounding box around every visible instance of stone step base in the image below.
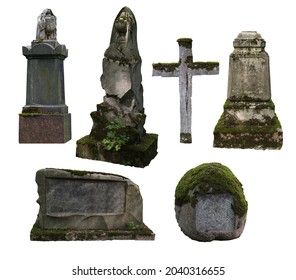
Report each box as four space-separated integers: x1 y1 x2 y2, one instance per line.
76 133 158 168
30 222 155 241
19 113 71 143
213 113 283 149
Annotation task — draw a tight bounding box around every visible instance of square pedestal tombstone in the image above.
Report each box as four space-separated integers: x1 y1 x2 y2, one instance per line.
213 31 282 149
19 9 71 143
31 168 154 241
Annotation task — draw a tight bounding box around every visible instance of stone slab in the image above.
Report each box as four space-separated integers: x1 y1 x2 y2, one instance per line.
19 113 71 143
31 168 155 241
76 133 158 168
196 194 235 233
30 222 155 241
46 178 126 215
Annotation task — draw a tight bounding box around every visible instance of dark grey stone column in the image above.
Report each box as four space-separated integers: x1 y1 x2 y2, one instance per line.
19 9 71 143
22 42 68 114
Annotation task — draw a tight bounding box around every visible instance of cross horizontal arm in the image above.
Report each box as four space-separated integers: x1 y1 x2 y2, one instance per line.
152 63 180 77
189 61 219 75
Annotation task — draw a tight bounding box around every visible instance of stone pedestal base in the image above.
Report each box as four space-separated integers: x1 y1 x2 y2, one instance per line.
213 113 283 149
30 222 155 241
76 133 158 168
19 113 71 143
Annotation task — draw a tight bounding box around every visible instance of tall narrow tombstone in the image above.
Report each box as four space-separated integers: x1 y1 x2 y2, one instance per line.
30 168 155 241
213 31 283 149
153 39 219 143
175 163 248 241
19 9 71 143
76 7 158 167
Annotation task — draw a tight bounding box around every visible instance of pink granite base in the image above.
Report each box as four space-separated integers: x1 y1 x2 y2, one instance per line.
19 113 71 143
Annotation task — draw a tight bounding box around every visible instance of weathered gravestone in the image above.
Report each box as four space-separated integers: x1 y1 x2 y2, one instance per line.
31 168 155 241
153 38 219 143
76 7 158 167
19 9 71 143
213 31 283 149
175 163 247 241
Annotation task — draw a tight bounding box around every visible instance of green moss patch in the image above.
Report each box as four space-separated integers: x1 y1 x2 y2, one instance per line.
175 163 248 217
213 112 283 149
30 222 155 241
223 99 275 110
76 133 158 168
214 112 282 134
153 62 179 72
189 61 219 71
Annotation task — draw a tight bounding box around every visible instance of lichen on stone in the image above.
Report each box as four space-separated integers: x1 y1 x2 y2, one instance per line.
175 162 248 217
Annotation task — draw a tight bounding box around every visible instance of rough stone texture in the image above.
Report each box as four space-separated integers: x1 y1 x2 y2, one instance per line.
153 38 219 143
19 113 71 143
31 168 155 241
213 31 283 149
195 194 235 233
76 7 157 167
19 9 71 143
36 9 57 41
30 223 155 241
175 163 247 242
76 134 158 168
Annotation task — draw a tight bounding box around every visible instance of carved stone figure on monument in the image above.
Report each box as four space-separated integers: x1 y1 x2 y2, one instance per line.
213 31 283 149
175 163 248 241
19 9 71 143
76 7 158 167
36 9 57 41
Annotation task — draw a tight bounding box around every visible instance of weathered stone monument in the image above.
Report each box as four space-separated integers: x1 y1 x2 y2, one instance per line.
76 7 157 167
19 9 71 143
31 168 155 241
175 163 247 241
153 38 219 143
213 31 283 149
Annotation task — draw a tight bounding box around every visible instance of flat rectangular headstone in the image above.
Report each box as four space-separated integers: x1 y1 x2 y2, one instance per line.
195 194 235 233
46 178 126 216
35 169 143 230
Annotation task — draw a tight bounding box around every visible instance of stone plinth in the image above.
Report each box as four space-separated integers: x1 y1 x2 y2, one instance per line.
31 168 155 241
20 42 71 143
19 113 71 143
175 163 247 242
213 31 282 149
76 134 158 168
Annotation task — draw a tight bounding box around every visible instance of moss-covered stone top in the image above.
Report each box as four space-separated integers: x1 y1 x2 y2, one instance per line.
175 162 248 217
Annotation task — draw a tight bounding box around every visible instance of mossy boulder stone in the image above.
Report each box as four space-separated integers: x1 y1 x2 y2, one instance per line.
175 163 247 241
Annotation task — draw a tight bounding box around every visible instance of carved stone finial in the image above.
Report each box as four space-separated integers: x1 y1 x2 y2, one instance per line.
36 9 57 41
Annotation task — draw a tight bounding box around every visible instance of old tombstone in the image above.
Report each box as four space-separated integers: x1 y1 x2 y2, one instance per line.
30 168 155 241
153 38 219 143
76 7 158 167
213 31 283 149
19 9 71 143
175 163 247 241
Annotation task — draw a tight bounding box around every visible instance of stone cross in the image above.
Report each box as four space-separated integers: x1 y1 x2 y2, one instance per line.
153 38 219 143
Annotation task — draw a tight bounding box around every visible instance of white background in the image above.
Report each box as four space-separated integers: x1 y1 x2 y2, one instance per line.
1 0 295 279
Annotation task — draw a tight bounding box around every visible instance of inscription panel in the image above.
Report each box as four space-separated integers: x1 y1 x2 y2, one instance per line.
195 193 235 233
46 178 126 216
